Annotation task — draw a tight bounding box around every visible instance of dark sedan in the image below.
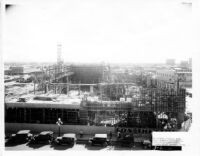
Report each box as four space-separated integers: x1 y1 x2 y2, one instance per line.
118 134 134 147
55 133 77 146
89 134 110 146
30 131 54 144
7 130 33 144
142 139 152 149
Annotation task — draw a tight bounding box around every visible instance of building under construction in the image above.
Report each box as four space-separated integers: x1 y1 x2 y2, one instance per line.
5 45 187 134
5 65 186 131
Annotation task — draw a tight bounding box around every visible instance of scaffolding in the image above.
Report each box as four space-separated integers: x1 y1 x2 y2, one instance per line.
80 87 185 129
83 87 185 112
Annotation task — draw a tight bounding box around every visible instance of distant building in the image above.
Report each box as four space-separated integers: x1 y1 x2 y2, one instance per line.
166 59 175 66
175 68 192 88
146 75 157 88
71 64 110 84
4 66 44 79
4 69 12 75
156 67 192 89
179 61 189 68
4 66 24 75
156 68 177 89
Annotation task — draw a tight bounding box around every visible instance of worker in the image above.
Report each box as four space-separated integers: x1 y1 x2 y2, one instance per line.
117 131 121 139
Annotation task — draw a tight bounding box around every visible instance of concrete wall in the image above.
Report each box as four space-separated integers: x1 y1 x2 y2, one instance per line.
5 123 114 135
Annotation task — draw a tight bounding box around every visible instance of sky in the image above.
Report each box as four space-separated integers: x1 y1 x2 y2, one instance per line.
4 0 194 64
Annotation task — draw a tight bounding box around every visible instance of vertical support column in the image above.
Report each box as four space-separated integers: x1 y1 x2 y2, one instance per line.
64 85 67 95
15 108 17 123
95 111 97 125
24 108 26 123
58 85 60 94
100 85 103 100
79 85 81 95
116 85 119 100
155 92 158 129
67 85 69 94
30 109 32 123
42 108 45 123
75 110 78 122
67 76 69 83
34 82 36 94
90 85 94 93
66 111 68 122
4 88 7 120
125 85 128 100
61 109 64 122
44 83 46 93
55 85 57 94
19 108 22 123
67 76 70 94
46 83 49 93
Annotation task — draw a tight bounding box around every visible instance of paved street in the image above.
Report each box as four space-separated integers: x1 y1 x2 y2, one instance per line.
5 131 151 151
5 142 146 151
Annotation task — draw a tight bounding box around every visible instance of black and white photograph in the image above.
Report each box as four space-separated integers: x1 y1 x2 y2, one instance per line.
0 0 199 155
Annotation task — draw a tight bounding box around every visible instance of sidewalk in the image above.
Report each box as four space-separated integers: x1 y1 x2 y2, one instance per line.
5 131 149 145
76 134 118 143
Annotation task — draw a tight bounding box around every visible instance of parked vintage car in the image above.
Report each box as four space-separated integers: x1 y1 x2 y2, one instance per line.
118 134 134 147
55 133 77 146
30 131 54 144
142 139 152 149
17 97 28 102
7 130 33 144
89 134 110 146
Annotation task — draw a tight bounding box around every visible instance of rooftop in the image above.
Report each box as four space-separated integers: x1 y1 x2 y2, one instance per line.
63 133 76 138
17 130 31 134
6 91 83 109
94 134 107 138
40 131 53 135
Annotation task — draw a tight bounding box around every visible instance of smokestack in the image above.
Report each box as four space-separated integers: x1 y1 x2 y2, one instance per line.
57 43 63 64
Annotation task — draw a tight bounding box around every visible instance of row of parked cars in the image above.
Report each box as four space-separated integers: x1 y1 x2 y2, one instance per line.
6 130 76 146
6 130 112 147
6 130 153 149
5 130 181 150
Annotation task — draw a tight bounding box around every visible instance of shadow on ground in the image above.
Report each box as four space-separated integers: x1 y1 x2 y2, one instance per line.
27 142 50 149
50 143 74 150
5 140 28 147
84 143 108 150
113 143 147 150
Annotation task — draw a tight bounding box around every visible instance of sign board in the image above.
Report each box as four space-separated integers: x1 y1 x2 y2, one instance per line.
152 132 186 146
120 98 125 102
